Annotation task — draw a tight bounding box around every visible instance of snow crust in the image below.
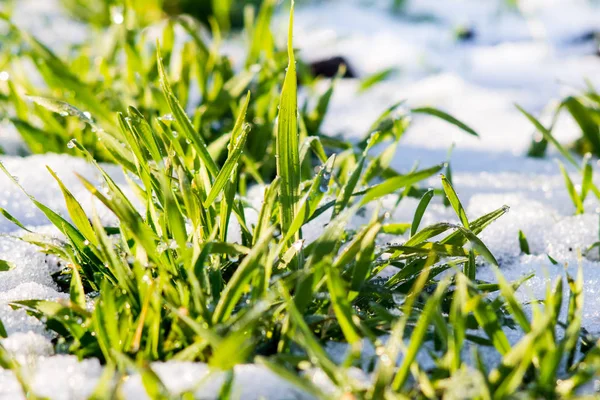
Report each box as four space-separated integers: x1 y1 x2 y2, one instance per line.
1 0 600 398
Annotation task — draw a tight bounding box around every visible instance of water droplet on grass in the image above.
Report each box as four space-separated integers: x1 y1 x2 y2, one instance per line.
157 241 168 253
159 113 175 121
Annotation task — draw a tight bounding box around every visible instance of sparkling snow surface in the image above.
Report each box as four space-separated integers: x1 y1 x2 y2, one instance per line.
1 0 600 398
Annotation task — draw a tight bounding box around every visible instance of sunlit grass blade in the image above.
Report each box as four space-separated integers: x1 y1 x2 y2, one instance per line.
284 155 335 243
212 227 275 324
276 3 300 237
558 161 584 214
204 94 251 207
412 107 479 137
156 47 218 177
518 230 530 254
516 104 579 168
47 166 98 247
441 174 469 228
361 163 444 205
410 189 434 236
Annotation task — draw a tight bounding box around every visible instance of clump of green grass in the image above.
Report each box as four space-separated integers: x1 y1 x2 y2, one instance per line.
518 97 600 215
0 1 598 399
522 83 600 161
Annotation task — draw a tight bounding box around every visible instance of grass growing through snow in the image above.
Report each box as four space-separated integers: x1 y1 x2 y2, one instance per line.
0 1 599 398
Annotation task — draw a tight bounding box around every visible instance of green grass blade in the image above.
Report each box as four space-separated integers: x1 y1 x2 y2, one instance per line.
0 260 15 272
516 104 578 168
392 277 451 391
212 227 274 324
204 93 251 207
47 167 98 247
412 107 479 137
563 96 600 156
276 3 300 236
361 163 444 205
558 162 584 214
441 174 469 228
410 189 434 236
518 230 530 255
156 47 218 177
284 155 335 243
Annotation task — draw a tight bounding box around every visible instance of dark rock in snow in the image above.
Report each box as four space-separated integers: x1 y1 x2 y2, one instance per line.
309 56 356 78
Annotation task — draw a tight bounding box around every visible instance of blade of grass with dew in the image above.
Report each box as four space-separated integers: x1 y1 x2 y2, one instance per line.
276 3 300 238
278 282 346 387
333 133 378 218
325 258 362 345
284 155 335 243
369 253 435 397
212 227 275 324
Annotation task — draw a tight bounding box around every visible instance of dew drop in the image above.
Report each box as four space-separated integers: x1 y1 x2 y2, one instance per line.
67 139 76 149
157 241 168 253
159 113 175 121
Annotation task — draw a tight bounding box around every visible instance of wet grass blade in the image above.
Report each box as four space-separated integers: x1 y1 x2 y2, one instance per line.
212 227 274 324
276 3 300 236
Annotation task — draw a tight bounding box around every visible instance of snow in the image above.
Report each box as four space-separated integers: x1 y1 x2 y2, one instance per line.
1 0 600 397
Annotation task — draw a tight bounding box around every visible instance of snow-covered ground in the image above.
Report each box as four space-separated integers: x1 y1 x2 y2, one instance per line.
1 0 600 398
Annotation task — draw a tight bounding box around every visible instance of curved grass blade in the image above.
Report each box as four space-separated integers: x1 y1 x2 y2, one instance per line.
47 167 97 247
361 163 444 205
410 189 434 236
412 107 479 137
516 104 578 168
441 174 469 228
